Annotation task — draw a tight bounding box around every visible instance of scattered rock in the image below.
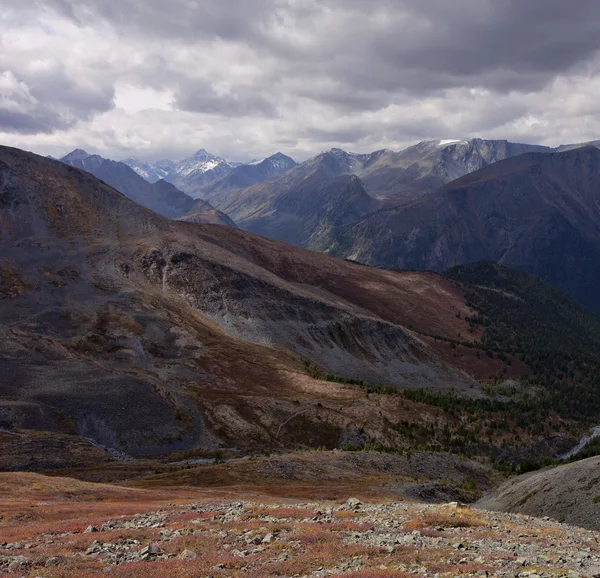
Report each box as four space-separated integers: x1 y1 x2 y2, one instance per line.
45 555 66 567
7 556 31 573
84 525 99 533
344 498 362 509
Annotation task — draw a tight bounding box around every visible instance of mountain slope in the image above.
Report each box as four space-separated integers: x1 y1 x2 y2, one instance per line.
330 147 600 313
60 150 233 225
218 149 381 247
357 138 552 204
445 262 600 420
122 157 172 183
198 152 297 205
479 455 600 531
168 149 237 197
1 145 480 459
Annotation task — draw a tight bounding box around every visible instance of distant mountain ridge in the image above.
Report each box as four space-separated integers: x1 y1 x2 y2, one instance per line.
218 149 380 247
123 149 243 196
328 146 600 313
198 152 297 205
207 139 563 250
60 149 234 226
124 150 298 204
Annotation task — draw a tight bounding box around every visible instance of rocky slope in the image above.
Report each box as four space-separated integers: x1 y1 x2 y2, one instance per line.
1 145 481 459
329 147 600 313
60 149 233 225
1 469 600 577
479 455 600 532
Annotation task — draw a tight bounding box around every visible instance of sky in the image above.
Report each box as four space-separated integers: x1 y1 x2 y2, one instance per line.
1 0 600 162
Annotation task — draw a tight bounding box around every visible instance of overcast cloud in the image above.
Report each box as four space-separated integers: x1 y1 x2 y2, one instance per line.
1 0 600 161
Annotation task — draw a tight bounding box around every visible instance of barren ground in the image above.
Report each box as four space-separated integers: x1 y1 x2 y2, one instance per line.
1 466 600 577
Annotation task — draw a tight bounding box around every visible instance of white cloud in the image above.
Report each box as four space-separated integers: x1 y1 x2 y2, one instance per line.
0 71 38 113
114 84 174 114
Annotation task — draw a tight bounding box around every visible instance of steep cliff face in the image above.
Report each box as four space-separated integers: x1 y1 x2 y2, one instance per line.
330 147 600 312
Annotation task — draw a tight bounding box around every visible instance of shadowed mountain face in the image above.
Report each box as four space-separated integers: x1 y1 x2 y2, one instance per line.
198 152 297 205
60 150 234 226
328 147 600 313
0 145 481 457
204 139 553 249
219 150 381 247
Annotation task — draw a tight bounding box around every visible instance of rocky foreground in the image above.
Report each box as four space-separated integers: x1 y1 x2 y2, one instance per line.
1 474 600 577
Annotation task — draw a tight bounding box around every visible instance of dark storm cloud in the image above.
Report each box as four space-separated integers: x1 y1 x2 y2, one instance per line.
0 66 115 134
39 0 600 88
19 0 598 123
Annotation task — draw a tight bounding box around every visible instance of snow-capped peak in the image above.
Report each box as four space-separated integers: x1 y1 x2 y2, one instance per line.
121 157 170 183
174 149 232 177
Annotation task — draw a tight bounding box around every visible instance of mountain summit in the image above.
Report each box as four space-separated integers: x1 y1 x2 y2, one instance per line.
123 149 241 196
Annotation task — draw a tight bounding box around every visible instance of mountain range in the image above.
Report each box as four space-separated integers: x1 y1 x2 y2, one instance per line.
60 149 234 226
122 149 296 200
59 138 600 314
328 146 600 314
123 149 239 186
186 139 568 249
218 149 381 247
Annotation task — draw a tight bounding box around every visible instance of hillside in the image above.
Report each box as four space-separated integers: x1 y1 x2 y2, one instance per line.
0 144 479 463
445 262 600 420
479 455 600 531
329 147 600 313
